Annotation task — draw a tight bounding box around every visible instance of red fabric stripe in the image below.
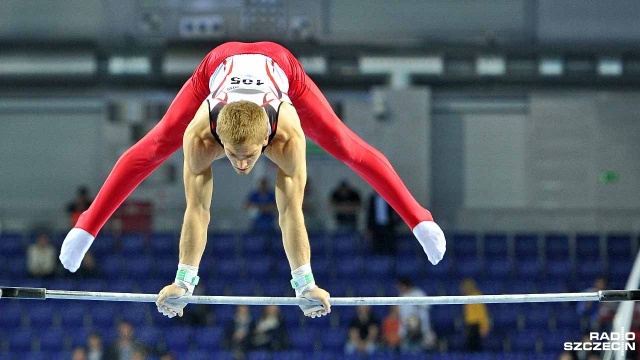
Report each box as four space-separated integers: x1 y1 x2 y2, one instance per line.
212 59 234 97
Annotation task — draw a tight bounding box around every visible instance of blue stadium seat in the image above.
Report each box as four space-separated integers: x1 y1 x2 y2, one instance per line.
128 255 154 278
271 351 304 360
522 304 552 330
329 279 352 297
606 233 633 260
554 306 581 329
106 280 138 294
194 326 224 350
545 260 573 280
0 232 24 256
229 280 261 296
352 280 382 297
431 305 459 333
425 256 453 277
120 303 151 327
397 238 423 257
540 329 580 353
483 233 509 259
610 259 634 279
245 258 273 280
575 233 602 261
451 233 479 258
150 232 178 255
135 326 164 349
164 326 193 352
92 232 115 256
216 259 245 278
8 328 34 352
241 233 268 255
66 327 92 348
485 259 512 279
185 351 234 360
288 327 316 351
119 233 147 255
335 256 363 278
362 256 394 277
331 232 361 257
513 233 540 260
446 333 466 351
309 258 332 281
509 331 537 352
455 258 482 278
544 233 570 261
47 278 76 290
4 302 24 327
89 303 119 328
6 258 28 277
484 333 506 351
76 279 108 292
576 260 607 281
153 256 178 278
538 280 566 293
504 280 537 294
476 279 504 295
309 232 329 257
490 304 519 330
39 328 66 352
59 305 88 328
101 256 125 279
20 353 51 360
395 257 422 276
29 303 57 327
260 279 291 297
207 232 237 256
138 279 167 294
247 351 271 360
514 259 542 280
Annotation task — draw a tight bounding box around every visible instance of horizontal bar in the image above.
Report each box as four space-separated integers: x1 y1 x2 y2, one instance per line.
3 287 637 306
45 290 600 305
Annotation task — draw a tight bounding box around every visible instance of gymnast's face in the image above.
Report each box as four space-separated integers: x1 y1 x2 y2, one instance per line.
224 142 264 175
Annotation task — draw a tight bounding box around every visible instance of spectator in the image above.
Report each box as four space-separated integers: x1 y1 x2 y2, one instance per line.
245 177 277 233
105 321 147 360
396 277 436 352
67 185 93 227
251 305 289 351
460 278 490 351
26 232 57 278
329 180 362 232
366 191 399 255
224 305 254 358
345 305 380 355
577 275 616 331
72 347 88 360
302 178 323 232
87 332 104 360
381 305 401 351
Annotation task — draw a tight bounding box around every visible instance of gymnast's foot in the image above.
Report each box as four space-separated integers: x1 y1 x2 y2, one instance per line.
412 221 446 265
59 228 95 272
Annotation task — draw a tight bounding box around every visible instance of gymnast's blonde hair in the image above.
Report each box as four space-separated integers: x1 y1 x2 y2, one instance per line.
217 101 268 146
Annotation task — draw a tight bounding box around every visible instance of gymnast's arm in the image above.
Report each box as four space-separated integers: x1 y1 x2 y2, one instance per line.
157 103 222 317
267 104 331 316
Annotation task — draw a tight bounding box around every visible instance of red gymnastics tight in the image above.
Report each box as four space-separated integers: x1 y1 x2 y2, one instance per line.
76 42 432 237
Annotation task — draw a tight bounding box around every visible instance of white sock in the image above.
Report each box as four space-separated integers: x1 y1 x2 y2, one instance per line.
412 221 447 265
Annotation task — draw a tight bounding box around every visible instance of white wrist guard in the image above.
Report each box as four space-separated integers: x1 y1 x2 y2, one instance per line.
175 263 199 294
291 263 317 296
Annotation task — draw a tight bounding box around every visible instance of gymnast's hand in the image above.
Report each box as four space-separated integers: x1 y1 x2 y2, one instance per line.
59 228 95 272
156 284 190 318
298 286 331 318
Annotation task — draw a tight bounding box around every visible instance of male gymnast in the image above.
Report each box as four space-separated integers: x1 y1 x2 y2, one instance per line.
58 42 446 317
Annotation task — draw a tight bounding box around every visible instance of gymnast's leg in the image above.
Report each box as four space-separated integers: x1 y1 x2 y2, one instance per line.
60 78 206 272
290 73 446 265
